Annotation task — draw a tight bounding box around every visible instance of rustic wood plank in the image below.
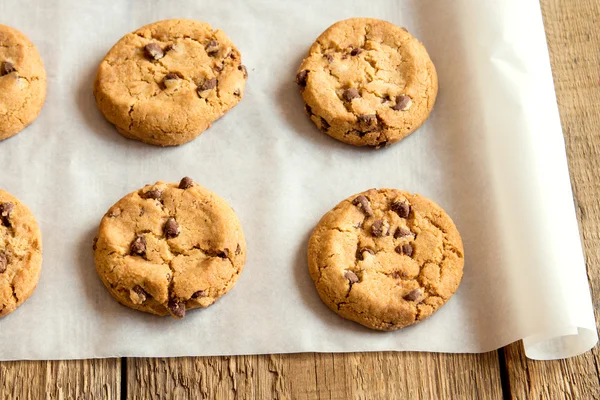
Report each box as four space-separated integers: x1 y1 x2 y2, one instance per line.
129 352 502 399
502 0 600 399
0 359 121 399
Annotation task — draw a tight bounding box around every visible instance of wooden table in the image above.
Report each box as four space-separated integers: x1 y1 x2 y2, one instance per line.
2 0 599 398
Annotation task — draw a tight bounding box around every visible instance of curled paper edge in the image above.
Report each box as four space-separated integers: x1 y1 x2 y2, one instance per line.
524 327 598 360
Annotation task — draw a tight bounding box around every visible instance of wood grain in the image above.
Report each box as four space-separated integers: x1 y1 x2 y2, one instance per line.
0 359 120 399
128 352 502 399
501 0 600 399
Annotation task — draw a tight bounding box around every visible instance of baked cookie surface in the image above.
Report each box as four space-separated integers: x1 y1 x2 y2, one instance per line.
296 18 437 149
308 189 463 330
0 189 43 317
94 19 248 146
0 24 46 141
94 177 246 318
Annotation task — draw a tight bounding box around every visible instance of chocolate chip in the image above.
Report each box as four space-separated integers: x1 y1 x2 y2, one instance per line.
179 176 194 189
203 79 217 90
130 235 147 256
1 61 15 76
391 271 407 279
344 270 359 284
357 247 374 260
235 243 241 255
0 252 7 273
403 288 423 302
92 237 98 251
144 43 164 61
324 54 334 63
296 70 308 87
168 299 185 318
370 141 389 149
141 188 163 200
162 73 179 89
108 208 121 218
350 48 362 56
392 95 412 111
391 201 410 218
197 78 217 97
395 243 413 257
371 220 389 237
131 285 148 304
357 114 376 125
394 227 412 239
214 64 224 73
320 117 330 132
0 203 14 226
233 89 241 96
352 195 373 217
132 285 147 296
238 65 248 79
191 290 206 299
164 218 180 239
205 40 219 55
0 203 14 218
343 88 360 102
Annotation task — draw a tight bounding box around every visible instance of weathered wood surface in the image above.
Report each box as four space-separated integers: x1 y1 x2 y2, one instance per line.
0 359 120 399
1 0 599 398
128 352 502 399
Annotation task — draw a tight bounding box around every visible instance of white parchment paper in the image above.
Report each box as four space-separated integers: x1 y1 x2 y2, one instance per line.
0 0 596 361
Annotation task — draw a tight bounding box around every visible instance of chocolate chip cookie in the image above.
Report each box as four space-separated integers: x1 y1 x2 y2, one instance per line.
93 177 246 318
94 19 248 146
0 24 47 141
308 189 463 330
296 18 437 148
0 189 43 317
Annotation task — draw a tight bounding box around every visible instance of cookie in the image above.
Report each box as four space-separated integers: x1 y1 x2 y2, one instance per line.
94 177 246 318
0 189 43 317
308 189 463 330
296 18 437 149
94 19 248 147
0 24 47 141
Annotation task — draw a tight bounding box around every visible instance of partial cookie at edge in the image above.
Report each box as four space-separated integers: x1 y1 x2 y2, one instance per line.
0 24 47 141
0 189 43 317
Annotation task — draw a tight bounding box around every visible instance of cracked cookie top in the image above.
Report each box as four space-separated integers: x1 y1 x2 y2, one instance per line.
308 189 463 331
93 177 246 319
94 19 247 147
0 24 46 141
296 18 437 149
0 189 43 317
